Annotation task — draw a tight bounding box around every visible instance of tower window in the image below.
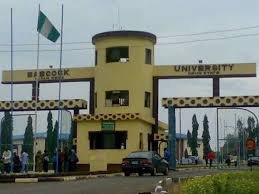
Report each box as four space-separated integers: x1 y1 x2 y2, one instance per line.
145 48 152 64
106 47 129 63
94 92 97 108
144 92 151 107
105 90 129 106
95 50 98 66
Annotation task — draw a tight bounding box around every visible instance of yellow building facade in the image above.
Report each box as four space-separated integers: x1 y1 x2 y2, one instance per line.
75 31 166 172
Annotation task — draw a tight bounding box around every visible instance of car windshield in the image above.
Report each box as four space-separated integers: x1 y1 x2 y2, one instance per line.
127 152 151 158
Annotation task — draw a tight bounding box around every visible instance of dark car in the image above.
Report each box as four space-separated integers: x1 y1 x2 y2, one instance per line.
247 156 259 166
121 151 169 176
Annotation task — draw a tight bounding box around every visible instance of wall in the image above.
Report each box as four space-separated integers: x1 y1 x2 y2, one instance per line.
77 119 152 172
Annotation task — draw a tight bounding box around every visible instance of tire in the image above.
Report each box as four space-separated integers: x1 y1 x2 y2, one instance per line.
163 166 169 176
151 167 157 176
138 172 143 176
124 172 130 176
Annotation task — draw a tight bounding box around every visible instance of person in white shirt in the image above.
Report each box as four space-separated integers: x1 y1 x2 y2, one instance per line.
21 150 29 173
2 148 11 174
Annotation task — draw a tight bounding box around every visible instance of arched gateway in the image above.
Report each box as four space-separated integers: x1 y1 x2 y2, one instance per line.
162 96 259 170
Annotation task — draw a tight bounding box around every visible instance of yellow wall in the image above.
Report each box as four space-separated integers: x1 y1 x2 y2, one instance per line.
94 36 154 118
77 119 152 171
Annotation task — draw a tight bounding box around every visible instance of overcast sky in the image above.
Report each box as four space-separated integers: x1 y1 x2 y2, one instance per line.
1 0 259 149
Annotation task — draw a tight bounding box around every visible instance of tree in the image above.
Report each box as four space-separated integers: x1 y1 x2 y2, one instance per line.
1 111 13 152
187 130 192 147
22 115 34 161
191 114 199 156
46 111 53 155
202 115 211 157
247 116 255 138
51 120 59 154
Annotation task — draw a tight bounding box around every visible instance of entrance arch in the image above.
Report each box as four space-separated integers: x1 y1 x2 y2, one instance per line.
162 95 259 170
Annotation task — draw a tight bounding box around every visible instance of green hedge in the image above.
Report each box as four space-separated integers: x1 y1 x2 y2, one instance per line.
181 170 259 194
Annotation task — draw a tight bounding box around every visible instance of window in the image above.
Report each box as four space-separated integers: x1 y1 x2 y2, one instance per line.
106 90 129 106
145 48 152 64
94 92 97 108
95 50 98 66
89 131 127 149
106 47 129 63
144 92 151 107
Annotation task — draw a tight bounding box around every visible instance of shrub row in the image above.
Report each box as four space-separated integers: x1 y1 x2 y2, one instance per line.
181 170 259 194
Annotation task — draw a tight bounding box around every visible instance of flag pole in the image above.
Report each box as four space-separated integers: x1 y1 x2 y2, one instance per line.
56 4 64 174
10 7 14 173
33 4 40 172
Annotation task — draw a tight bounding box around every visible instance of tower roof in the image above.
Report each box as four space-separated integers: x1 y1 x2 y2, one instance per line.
92 30 157 44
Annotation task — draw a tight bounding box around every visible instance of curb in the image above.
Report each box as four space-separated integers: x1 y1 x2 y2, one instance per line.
0 173 123 183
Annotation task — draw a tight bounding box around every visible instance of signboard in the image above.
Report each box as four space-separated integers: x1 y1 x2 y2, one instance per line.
101 121 115 131
246 138 256 151
2 67 95 84
153 63 256 78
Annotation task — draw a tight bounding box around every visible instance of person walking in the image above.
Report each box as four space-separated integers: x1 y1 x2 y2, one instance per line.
163 148 170 162
68 149 78 171
207 151 214 168
204 154 208 167
2 148 11 174
21 150 29 174
43 150 49 173
226 153 231 167
35 150 43 172
13 152 21 173
58 149 64 173
63 147 69 172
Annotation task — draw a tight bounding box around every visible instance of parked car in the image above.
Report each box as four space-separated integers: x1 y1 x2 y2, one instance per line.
121 151 169 176
247 156 259 166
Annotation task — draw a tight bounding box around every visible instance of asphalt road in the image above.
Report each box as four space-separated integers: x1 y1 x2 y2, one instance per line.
0 167 255 194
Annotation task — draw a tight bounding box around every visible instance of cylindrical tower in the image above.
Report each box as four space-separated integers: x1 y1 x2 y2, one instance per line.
92 31 156 117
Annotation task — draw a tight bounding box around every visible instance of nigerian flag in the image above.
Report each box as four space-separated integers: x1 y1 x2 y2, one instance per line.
37 11 60 42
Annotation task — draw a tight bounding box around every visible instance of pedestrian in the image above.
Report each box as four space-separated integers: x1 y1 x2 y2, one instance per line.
204 154 208 167
43 150 49 173
58 149 64 173
13 152 21 173
53 152 57 173
2 148 11 174
68 149 78 171
225 154 231 167
207 151 214 168
21 150 29 174
35 150 43 172
163 148 170 162
63 147 69 172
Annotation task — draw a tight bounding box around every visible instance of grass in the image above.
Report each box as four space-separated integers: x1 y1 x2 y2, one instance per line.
176 170 259 194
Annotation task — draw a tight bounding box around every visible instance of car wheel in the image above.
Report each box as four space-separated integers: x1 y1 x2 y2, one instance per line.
124 172 130 176
151 167 157 176
138 172 143 176
163 166 169 176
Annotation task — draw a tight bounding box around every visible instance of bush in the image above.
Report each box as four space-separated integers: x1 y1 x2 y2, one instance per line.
181 170 259 194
